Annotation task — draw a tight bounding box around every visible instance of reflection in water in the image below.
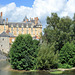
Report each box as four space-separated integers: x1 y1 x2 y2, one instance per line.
0 60 75 75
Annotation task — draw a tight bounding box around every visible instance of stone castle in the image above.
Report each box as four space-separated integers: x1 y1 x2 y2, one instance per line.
0 12 42 54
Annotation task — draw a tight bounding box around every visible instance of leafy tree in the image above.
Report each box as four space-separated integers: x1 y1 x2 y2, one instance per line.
59 42 75 67
43 13 73 52
9 34 39 70
36 42 58 70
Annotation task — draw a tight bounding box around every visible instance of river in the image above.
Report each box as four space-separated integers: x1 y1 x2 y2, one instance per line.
0 60 75 75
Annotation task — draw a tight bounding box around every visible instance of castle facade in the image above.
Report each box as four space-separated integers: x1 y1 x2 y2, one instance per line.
0 12 42 54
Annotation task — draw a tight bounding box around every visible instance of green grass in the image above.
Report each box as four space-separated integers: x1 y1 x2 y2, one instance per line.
50 71 63 74
29 70 38 72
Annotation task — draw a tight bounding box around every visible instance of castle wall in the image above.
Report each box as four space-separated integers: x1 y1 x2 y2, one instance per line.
0 25 8 34
0 37 9 54
8 27 42 38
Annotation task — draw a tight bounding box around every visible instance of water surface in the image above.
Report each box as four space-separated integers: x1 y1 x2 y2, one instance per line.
0 61 75 75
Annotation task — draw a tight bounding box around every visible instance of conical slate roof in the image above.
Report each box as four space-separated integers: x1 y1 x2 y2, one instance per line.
0 32 9 37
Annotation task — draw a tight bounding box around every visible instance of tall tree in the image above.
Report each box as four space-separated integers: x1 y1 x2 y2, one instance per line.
43 13 73 51
9 34 39 70
36 42 58 70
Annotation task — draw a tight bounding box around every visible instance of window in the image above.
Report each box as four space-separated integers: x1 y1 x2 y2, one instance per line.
11 24 13 34
31 26 33 35
26 25 28 34
27 28 28 34
4 25 6 32
22 25 24 34
17 24 19 35
35 28 37 35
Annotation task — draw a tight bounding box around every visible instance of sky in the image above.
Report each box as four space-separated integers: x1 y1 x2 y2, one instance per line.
0 0 35 7
0 0 75 28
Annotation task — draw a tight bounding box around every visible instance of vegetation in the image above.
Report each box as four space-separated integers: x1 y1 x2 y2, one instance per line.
42 13 75 68
59 42 75 67
50 71 63 74
36 42 58 70
9 13 75 71
9 34 39 70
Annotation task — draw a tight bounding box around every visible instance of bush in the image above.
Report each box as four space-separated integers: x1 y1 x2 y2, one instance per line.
9 34 39 70
59 42 75 67
36 42 58 70
58 63 72 69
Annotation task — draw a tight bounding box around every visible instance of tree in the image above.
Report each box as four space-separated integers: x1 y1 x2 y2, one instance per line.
9 34 39 70
36 42 58 70
59 42 75 67
43 13 73 52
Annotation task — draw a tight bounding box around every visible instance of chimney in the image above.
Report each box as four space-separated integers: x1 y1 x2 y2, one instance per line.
36 17 38 20
6 18 8 24
6 18 8 21
27 19 28 22
34 17 38 24
1 12 2 18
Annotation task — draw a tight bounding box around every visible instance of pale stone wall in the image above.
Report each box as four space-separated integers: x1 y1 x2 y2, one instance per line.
0 25 8 34
9 27 42 38
0 37 9 54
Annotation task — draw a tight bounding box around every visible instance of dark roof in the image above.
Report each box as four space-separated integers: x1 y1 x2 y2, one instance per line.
8 21 42 28
23 16 28 21
0 32 16 37
0 16 42 28
8 32 15 37
0 32 9 37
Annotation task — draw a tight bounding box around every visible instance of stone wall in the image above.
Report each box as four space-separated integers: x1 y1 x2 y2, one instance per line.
0 37 9 54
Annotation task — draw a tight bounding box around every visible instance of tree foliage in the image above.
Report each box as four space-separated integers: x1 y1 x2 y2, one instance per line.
36 42 58 70
43 13 75 52
59 42 75 67
9 34 39 70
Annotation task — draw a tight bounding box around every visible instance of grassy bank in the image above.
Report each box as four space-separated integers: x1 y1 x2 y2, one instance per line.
50 70 63 74
2 64 75 74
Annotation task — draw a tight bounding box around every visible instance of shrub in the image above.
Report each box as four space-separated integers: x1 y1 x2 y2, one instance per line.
59 42 75 67
36 42 58 70
58 63 72 69
9 34 39 70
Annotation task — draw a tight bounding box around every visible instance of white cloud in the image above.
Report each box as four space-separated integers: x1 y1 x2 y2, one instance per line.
0 0 75 28
60 0 75 17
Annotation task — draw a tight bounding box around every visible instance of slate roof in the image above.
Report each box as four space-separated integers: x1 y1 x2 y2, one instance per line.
23 16 28 21
8 21 42 28
0 16 42 28
8 32 15 37
0 32 9 37
0 32 15 37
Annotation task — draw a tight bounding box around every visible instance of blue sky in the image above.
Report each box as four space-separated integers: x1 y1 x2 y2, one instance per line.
0 0 35 7
0 0 74 28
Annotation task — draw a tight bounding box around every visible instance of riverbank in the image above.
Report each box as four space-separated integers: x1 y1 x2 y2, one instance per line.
49 67 75 74
2 64 75 74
